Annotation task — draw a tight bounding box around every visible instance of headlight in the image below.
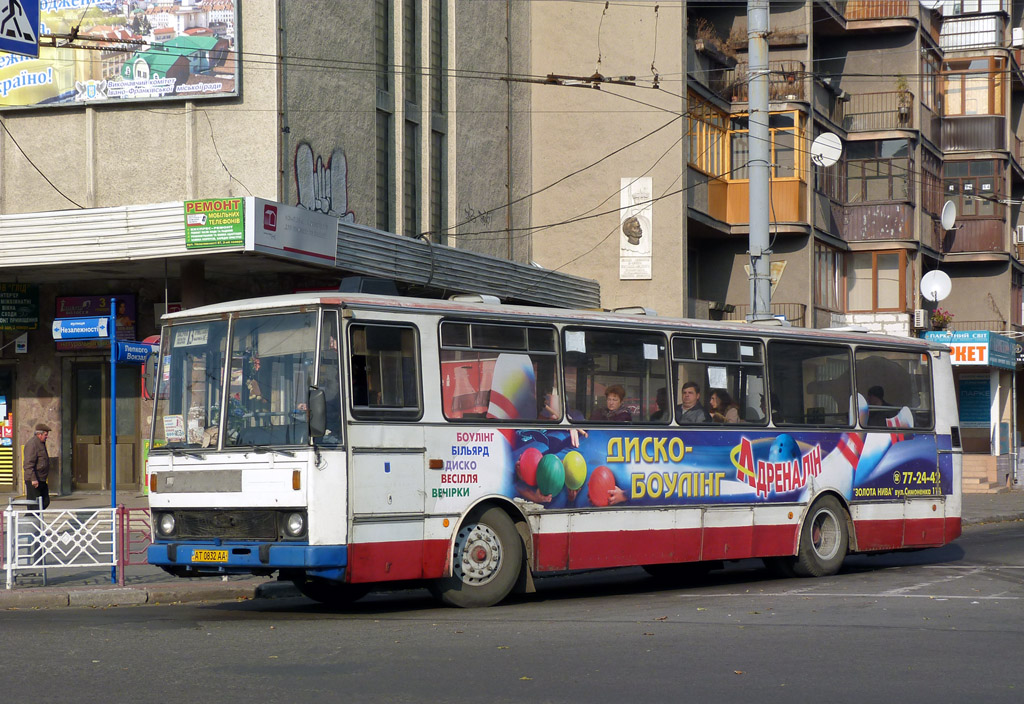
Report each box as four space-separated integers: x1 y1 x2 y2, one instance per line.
157 512 176 536
284 512 305 537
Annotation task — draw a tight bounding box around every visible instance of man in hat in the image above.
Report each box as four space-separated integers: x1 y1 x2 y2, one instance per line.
24 423 51 509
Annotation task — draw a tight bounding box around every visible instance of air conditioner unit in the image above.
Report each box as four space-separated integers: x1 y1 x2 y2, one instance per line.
1014 225 1024 246
913 309 927 329
1014 28 1024 48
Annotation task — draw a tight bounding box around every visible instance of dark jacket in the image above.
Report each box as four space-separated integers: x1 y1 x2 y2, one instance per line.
23 435 48 483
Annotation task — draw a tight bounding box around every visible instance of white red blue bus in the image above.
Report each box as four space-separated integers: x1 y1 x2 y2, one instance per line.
147 292 962 607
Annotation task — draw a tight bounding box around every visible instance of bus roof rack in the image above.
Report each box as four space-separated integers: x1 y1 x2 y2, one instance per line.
613 306 658 316
449 293 502 304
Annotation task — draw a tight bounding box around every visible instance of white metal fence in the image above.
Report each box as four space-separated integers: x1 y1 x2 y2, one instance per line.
3 500 117 589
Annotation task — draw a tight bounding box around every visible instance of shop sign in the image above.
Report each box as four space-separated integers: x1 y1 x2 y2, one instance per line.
0 282 38 330
957 373 991 429
185 199 245 249
923 330 1016 370
247 198 338 266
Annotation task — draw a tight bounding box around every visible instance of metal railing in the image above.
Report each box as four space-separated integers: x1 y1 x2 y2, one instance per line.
843 91 914 132
2 502 152 589
723 302 807 327
723 60 806 102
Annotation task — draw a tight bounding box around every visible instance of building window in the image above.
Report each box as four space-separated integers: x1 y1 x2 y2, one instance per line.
688 92 727 177
1013 270 1023 328
943 159 1002 218
375 0 393 232
846 250 907 312
921 50 940 112
846 139 912 203
428 0 446 243
728 111 803 180
921 150 942 218
403 121 420 236
814 242 844 312
376 110 392 232
943 57 1004 116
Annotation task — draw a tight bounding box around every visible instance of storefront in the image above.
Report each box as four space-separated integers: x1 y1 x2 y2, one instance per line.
924 330 1016 491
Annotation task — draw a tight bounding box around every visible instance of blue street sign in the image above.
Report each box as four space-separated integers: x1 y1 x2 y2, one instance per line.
115 341 157 365
0 1 40 58
52 316 109 340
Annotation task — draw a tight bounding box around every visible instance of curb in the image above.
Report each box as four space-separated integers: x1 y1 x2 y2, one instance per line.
963 513 1024 526
1 579 277 611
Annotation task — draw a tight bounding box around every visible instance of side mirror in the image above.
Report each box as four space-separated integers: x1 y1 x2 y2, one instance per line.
143 352 159 400
308 387 327 438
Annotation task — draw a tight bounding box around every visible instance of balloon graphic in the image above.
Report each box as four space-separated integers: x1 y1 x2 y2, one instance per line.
517 447 542 485
536 454 565 497
563 451 587 491
587 465 615 506
768 434 801 464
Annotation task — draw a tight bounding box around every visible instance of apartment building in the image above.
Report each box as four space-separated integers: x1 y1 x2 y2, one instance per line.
528 1 1023 490
0 1 597 496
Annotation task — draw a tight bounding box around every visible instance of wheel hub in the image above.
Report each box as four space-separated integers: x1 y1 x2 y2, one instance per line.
453 522 502 586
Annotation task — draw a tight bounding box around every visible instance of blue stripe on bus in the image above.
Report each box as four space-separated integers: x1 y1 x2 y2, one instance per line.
148 543 347 571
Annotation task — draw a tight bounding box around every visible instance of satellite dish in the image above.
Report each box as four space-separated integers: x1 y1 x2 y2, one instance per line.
919 0 942 10
940 200 957 231
920 270 952 303
810 132 843 167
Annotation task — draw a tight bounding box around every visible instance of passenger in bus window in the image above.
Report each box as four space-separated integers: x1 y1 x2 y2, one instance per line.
590 384 631 422
709 389 740 423
866 385 891 426
649 387 671 422
677 381 711 423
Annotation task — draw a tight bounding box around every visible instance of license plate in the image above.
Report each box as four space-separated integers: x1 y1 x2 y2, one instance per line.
192 549 228 563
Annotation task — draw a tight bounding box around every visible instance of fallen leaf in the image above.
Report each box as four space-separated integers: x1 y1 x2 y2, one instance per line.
643 632 654 636
655 616 668 621
734 671 744 675
520 676 533 681
498 645 509 650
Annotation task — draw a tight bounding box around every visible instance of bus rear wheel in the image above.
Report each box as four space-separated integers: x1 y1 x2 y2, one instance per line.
792 495 849 577
430 506 523 608
292 577 370 607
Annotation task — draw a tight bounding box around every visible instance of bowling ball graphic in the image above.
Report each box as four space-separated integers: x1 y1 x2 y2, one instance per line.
517 447 543 485
587 465 616 506
536 454 566 497
768 434 800 464
563 451 587 491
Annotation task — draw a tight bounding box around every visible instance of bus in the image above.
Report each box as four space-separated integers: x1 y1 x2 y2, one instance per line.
146 292 962 607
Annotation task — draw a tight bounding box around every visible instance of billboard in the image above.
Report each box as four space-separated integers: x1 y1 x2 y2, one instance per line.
0 1 238 110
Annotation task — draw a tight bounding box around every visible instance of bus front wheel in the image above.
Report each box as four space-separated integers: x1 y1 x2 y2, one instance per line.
431 506 523 608
792 495 849 577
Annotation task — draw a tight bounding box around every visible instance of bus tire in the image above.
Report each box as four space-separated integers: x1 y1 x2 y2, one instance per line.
431 506 523 608
792 495 848 577
292 577 369 607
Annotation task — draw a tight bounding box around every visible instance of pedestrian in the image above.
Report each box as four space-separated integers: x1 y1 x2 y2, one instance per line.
24 423 51 509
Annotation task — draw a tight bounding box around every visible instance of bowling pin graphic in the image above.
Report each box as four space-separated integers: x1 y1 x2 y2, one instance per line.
815 431 862 500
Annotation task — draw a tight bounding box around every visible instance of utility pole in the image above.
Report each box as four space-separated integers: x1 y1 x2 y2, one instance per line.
747 0 773 321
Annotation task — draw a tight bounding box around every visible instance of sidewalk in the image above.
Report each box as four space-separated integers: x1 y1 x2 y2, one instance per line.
2 488 1022 611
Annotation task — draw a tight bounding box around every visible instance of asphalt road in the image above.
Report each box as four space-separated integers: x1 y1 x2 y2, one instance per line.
2 522 1022 704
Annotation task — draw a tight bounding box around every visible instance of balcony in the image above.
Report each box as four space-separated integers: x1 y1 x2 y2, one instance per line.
845 0 911 21
940 14 1005 51
723 61 806 103
843 91 914 132
842 202 914 241
942 115 1006 152
941 218 1004 253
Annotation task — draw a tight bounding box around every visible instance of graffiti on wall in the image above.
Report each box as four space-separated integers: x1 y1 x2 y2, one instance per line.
295 143 355 223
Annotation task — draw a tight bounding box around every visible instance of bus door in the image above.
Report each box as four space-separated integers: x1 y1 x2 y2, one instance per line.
345 322 426 577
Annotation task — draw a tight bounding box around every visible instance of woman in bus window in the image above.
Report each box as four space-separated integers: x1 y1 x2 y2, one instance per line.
709 389 740 424
590 384 631 422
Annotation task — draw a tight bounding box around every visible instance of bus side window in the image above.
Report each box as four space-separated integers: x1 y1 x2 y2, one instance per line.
439 321 558 423
317 311 342 443
349 323 422 421
563 327 668 424
672 335 767 426
767 342 852 427
855 349 933 429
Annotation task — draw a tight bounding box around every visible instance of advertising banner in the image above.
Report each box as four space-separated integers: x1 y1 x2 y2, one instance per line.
429 424 951 514
184 198 244 249
0 1 239 110
924 330 1016 370
55 294 134 351
0 282 38 330
247 198 338 266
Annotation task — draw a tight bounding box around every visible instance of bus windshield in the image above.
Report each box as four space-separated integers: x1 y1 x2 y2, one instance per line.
153 312 320 450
